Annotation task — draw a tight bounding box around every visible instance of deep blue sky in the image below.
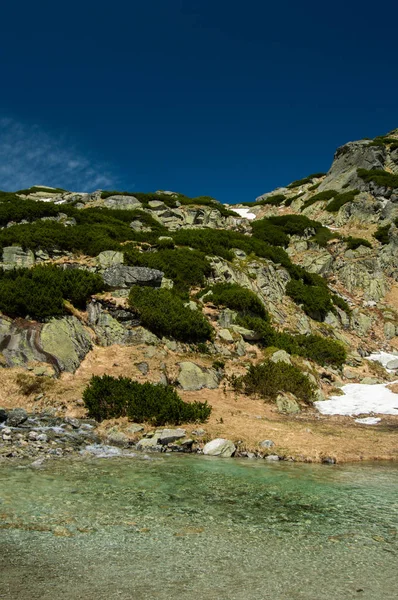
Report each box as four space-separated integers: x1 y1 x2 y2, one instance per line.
1 0 397 203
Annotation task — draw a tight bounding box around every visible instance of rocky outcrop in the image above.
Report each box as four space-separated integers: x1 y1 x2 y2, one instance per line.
177 362 220 390
87 300 159 346
102 195 142 210
40 317 92 372
0 315 91 373
102 265 163 289
96 250 124 270
1 246 35 270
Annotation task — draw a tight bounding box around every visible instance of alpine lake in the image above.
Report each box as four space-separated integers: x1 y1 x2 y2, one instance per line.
0 454 397 599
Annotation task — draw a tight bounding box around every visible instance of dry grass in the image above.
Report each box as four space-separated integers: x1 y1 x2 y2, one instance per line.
1 342 397 464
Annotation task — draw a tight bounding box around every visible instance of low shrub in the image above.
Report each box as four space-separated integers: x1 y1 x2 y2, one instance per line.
325 190 359 212
374 223 391 245
301 189 336 211
129 287 213 343
331 294 351 315
202 283 268 319
257 194 286 206
357 169 398 189
344 236 372 250
0 265 104 320
83 374 211 424
251 219 289 247
288 173 326 189
286 279 333 321
237 315 346 367
231 361 315 404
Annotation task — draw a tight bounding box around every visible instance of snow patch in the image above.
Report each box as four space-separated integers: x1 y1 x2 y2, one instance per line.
367 351 398 370
315 382 398 416
230 207 256 220
355 417 381 425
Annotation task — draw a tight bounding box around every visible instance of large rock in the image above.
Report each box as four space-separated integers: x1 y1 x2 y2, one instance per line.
157 428 186 445
270 350 291 365
103 265 163 289
97 250 124 270
177 362 220 391
276 393 301 414
2 246 35 270
103 195 142 210
203 438 236 458
6 408 28 427
40 317 92 372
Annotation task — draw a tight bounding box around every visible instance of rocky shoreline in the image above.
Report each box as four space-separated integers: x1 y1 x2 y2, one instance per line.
0 406 342 465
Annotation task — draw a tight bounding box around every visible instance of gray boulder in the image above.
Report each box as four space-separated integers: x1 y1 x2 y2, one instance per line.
203 438 236 458
270 350 291 365
2 246 35 270
157 428 186 445
259 439 275 449
103 195 142 210
6 408 28 427
103 265 163 289
276 393 301 414
97 250 124 269
40 317 92 373
386 359 398 370
177 362 220 391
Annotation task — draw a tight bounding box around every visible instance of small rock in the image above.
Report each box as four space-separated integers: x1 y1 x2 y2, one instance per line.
106 431 129 447
265 454 280 462
386 359 398 370
127 424 144 434
203 438 236 458
0 408 7 423
136 362 149 375
321 456 336 465
218 329 234 343
259 439 275 449
192 428 206 437
343 368 357 380
28 431 39 441
37 433 48 443
6 408 28 427
64 416 80 429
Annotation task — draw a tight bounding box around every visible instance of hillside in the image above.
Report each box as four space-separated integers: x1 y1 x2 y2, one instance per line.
1 130 398 463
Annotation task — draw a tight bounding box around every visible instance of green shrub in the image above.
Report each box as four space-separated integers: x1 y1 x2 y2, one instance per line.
325 190 359 212
257 194 286 206
16 186 65 195
288 173 326 189
301 189 336 210
83 374 211 424
267 214 319 236
357 169 398 189
237 315 346 367
374 223 391 245
311 227 339 247
203 283 268 319
231 361 315 404
129 287 213 343
284 193 304 207
286 279 332 321
331 294 351 315
251 219 289 247
344 236 372 250
0 265 104 320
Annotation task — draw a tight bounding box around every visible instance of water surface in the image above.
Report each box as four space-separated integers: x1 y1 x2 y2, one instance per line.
0 455 397 599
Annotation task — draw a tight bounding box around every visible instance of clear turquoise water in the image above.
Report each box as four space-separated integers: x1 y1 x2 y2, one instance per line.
0 455 397 599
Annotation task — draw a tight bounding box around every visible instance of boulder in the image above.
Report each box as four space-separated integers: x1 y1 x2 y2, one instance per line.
218 328 234 343
276 393 301 414
203 438 236 458
177 362 220 391
157 428 186 445
386 359 398 370
259 439 275 449
103 265 163 289
103 195 142 210
97 250 124 269
41 317 92 373
136 434 162 451
2 246 35 270
6 408 28 427
270 349 291 365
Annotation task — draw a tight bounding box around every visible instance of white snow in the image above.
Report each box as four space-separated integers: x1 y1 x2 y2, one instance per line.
354 417 381 425
367 351 398 370
315 382 398 416
230 207 257 220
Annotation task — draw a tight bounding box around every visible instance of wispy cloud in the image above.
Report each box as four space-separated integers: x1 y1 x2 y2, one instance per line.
0 118 118 192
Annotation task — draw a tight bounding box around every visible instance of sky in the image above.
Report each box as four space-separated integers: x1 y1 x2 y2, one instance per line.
0 0 397 204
